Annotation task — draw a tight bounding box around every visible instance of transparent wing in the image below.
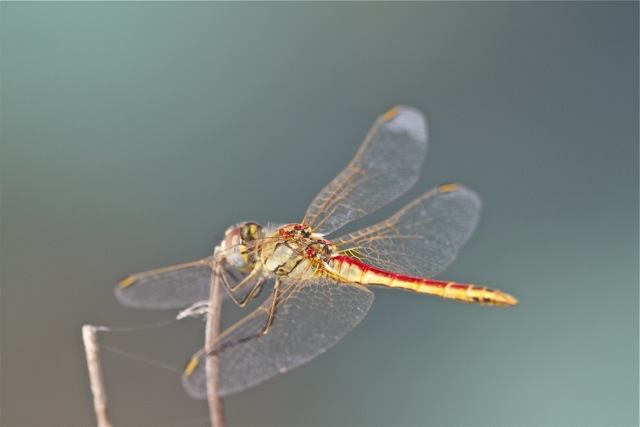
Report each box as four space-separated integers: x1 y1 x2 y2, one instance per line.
332 184 481 278
303 106 428 235
182 277 374 398
115 257 250 309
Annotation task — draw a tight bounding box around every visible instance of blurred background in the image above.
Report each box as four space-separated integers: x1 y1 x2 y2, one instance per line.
1 2 637 426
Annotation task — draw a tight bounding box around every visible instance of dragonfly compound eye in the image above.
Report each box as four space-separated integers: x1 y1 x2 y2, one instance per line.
240 222 264 241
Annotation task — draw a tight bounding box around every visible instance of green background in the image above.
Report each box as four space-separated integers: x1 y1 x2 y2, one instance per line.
2 2 637 426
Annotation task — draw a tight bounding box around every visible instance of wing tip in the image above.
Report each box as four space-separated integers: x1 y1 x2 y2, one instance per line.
113 281 133 305
183 355 200 376
114 274 143 306
117 275 136 289
437 183 460 194
437 183 481 204
382 106 401 121
181 354 208 399
381 105 427 144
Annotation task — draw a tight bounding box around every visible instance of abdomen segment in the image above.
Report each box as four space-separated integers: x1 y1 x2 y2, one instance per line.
328 256 517 307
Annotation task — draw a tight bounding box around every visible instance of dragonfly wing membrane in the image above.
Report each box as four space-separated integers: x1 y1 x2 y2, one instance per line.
115 257 254 309
182 277 374 398
115 258 214 309
333 184 481 278
304 106 427 235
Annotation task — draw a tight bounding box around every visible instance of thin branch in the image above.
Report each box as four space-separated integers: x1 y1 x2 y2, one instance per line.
82 325 112 427
205 250 225 427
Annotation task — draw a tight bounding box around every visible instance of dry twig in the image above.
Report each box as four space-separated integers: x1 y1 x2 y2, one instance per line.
82 325 112 427
205 251 225 427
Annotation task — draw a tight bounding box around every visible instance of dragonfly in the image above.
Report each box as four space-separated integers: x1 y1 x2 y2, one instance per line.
115 106 517 399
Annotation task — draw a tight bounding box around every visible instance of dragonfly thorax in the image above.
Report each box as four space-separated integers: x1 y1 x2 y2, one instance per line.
221 222 265 271
260 224 335 277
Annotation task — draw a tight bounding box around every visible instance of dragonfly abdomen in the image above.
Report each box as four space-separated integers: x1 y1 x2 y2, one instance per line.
329 255 517 307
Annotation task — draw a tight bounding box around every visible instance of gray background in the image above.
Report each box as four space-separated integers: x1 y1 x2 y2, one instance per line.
1 2 637 426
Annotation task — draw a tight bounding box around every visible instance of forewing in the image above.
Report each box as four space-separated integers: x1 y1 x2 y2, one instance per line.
182 277 374 398
333 184 481 278
115 257 249 309
303 106 427 235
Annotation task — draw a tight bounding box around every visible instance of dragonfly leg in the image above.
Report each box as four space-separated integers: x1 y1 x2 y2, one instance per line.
261 278 282 335
206 279 282 357
219 267 265 307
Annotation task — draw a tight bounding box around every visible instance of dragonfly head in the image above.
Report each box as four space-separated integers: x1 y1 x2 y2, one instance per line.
222 222 265 270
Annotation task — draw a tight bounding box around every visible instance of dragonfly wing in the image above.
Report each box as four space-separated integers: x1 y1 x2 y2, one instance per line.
303 106 427 235
333 184 481 278
182 277 374 398
115 257 251 309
